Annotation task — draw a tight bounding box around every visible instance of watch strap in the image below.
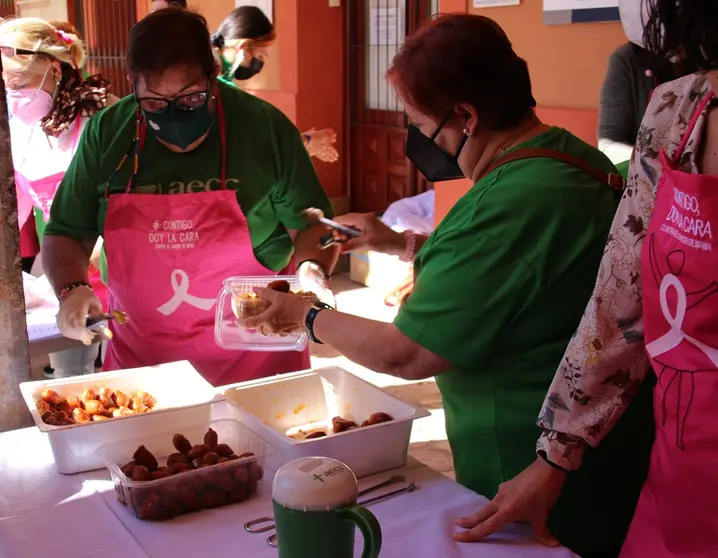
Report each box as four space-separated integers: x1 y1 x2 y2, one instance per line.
305 302 333 344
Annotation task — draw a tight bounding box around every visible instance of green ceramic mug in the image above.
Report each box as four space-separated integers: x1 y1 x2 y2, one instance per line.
272 456 382 558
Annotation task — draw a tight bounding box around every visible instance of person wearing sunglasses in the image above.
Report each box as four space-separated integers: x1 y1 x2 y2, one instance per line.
41 9 338 387
212 6 339 164
237 14 655 558
1 17 113 379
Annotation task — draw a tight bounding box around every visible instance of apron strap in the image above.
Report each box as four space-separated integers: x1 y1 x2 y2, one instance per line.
479 147 626 191
672 90 715 165
70 116 83 151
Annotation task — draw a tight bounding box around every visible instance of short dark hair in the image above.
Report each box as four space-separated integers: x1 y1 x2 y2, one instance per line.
217 6 274 43
127 8 215 81
644 0 718 71
387 14 535 131
168 0 187 7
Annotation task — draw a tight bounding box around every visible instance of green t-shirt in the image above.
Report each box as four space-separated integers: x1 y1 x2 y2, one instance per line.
394 127 651 554
45 81 332 276
616 158 630 178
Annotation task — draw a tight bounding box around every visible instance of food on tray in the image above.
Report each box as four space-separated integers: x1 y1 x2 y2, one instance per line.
231 279 319 319
362 412 394 427
36 386 158 426
289 412 395 440
116 428 264 520
305 431 328 439
332 416 358 433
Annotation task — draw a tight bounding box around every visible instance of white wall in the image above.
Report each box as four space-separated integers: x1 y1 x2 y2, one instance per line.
15 0 68 22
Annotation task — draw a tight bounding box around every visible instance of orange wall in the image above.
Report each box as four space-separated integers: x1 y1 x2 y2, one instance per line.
193 0 342 198
469 0 626 110
295 0 345 199
434 0 629 223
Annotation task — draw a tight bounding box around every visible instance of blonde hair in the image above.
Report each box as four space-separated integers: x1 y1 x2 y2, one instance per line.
0 18 110 136
0 17 85 74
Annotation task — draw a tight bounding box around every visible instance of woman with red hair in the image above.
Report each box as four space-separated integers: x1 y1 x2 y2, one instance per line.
239 14 652 557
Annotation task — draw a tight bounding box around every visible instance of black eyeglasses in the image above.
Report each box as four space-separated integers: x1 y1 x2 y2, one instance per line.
0 46 39 58
135 81 211 114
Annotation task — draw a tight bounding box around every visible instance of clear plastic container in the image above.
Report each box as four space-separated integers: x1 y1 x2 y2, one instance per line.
214 275 309 351
97 419 272 521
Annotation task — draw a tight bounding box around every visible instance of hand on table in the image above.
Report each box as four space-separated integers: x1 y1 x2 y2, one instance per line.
304 128 339 163
56 286 104 345
453 457 566 547
332 213 406 256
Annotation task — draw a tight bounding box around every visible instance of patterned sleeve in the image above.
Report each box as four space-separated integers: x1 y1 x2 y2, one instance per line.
534 83 687 470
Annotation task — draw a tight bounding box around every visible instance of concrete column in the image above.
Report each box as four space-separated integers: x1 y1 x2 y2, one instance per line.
0 68 33 432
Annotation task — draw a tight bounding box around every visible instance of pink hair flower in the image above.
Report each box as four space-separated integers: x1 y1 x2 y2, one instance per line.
57 30 73 45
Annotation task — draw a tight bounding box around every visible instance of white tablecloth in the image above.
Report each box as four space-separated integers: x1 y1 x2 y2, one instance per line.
0 418 578 557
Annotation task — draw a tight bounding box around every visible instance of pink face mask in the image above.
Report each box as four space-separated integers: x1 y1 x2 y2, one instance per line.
7 65 55 125
7 88 54 125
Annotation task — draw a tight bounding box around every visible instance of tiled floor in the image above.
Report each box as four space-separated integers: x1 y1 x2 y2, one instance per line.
29 275 456 479
311 275 455 480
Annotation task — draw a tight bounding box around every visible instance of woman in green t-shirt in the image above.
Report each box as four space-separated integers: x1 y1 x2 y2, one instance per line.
42 9 338 387
239 14 653 558
211 6 338 163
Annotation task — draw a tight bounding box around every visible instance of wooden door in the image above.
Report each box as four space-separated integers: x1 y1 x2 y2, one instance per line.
348 0 436 214
0 0 14 17
68 0 145 98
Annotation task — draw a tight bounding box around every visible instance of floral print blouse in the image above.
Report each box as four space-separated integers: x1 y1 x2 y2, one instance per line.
536 72 713 470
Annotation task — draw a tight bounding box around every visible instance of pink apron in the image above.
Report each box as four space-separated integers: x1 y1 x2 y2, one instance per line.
15 118 82 224
15 120 81 258
622 91 718 557
102 93 310 386
14 119 109 307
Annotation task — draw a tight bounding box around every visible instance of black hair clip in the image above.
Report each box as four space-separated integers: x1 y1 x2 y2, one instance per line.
211 32 225 48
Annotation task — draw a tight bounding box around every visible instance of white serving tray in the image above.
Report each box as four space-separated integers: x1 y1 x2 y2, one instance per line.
20 361 220 475
223 366 430 478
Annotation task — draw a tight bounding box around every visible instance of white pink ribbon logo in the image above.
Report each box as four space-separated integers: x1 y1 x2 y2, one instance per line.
646 274 718 366
156 269 216 316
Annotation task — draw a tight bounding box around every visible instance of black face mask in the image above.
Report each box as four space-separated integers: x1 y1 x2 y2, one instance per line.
233 57 264 81
405 114 468 182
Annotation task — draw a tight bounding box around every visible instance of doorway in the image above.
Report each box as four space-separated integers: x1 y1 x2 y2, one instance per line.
68 0 144 98
348 0 436 214
0 0 13 17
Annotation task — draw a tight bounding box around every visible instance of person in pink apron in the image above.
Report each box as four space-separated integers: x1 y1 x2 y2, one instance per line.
451 2 718 555
620 88 718 558
40 9 338 387
1 17 112 378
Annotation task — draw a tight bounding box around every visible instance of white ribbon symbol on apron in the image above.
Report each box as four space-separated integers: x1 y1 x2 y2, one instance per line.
156 269 216 316
646 274 718 366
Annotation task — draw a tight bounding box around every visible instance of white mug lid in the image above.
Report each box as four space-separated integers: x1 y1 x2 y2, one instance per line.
273 456 358 511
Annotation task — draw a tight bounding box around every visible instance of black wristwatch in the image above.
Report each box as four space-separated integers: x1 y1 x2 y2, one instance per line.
305 302 333 344
537 450 569 473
